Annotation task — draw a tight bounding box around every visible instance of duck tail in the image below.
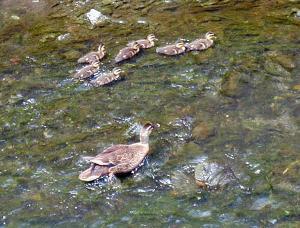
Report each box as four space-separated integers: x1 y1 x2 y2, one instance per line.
79 164 109 182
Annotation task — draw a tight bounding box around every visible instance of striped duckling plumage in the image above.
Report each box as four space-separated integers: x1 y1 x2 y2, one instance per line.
185 32 216 51
156 41 186 56
73 62 100 80
79 123 160 182
77 43 106 64
115 42 141 63
127 34 158 49
89 68 124 87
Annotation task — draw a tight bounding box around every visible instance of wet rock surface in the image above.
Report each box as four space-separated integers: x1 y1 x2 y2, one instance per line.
194 161 238 189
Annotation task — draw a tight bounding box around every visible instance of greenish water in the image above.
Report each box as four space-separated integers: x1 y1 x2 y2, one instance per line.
0 0 300 226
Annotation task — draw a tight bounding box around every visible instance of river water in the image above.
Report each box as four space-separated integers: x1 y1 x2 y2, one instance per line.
0 0 299 226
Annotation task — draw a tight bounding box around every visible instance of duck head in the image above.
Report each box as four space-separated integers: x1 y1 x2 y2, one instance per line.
205 32 216 40
140 122 160 144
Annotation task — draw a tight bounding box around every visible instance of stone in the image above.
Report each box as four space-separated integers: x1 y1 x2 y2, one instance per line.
292 84 300 91
57 33 71 41
266 51 296 71
62 50 81 60
192 122 215 140
264 59 291 77
86 9 109 25
220 71 247 98
195 161 237 189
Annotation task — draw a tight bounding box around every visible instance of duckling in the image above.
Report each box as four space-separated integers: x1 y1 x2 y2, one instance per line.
127 34 158 49
156 42 186 56
185 32 216 51
89 68 124 87
79 123 160 182
115 42 141 63
77 43 106 64
73 62 100 80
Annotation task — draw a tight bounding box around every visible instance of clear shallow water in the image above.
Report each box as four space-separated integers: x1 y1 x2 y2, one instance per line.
0 0 300 226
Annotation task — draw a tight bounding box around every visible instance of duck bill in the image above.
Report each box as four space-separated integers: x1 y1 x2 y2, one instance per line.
152 123 160 129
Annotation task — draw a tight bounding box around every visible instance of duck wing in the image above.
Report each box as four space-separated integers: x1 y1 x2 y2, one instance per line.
115 47 139 63
90 144 147 168
77 52 99 64
188 38 213 51
128 39 150 49
156 45 185 55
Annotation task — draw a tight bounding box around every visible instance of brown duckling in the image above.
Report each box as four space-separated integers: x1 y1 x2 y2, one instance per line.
115 42 140 63
79 123 160 182
127 34 158 49
73 62 100 80
89 68 124 87
185 32 216 51
156 42 186 56
77 43 106 64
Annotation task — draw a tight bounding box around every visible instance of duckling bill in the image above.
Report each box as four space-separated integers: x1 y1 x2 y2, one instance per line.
127 34 157 49
156 42 186 56
77 43 106 64
79 123 160 182
73 62 99 80
115 42 140 63
89 68 124 87
185 32 216 51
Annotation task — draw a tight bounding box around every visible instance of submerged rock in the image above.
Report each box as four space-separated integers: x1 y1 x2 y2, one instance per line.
266 51 295 71
195 161 237 189
170 170 199 196
264 51 295 77
192 122 215 141
220 70 247 98
264 59 291 77
250 196 277 210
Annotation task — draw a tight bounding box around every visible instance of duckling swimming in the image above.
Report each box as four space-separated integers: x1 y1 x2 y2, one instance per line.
127 34 158 49
156 42 186 56
115 42 140 63
77 43 106 64
79 123 160 182
73 62 100 80
89 68 124 87
185 32 216 51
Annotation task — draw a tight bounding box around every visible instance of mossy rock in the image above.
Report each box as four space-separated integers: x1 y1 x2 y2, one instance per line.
192 121 215 141
220 70 248 98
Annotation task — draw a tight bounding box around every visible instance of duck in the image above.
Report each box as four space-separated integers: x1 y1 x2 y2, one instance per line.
89 68 124 87
127 34 158 49
73 62 100 80
185 32 216 51
156 42 186 56
79 122 160 182
115 42 141 63
77 43 106 64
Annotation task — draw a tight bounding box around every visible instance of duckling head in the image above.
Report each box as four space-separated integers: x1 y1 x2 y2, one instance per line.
205 32 216 40
112 67 124 76
147 34 158 42
140 122 160 144
132 41 141 50
98 43 106 53
92 62 100 68
175 42 186 49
